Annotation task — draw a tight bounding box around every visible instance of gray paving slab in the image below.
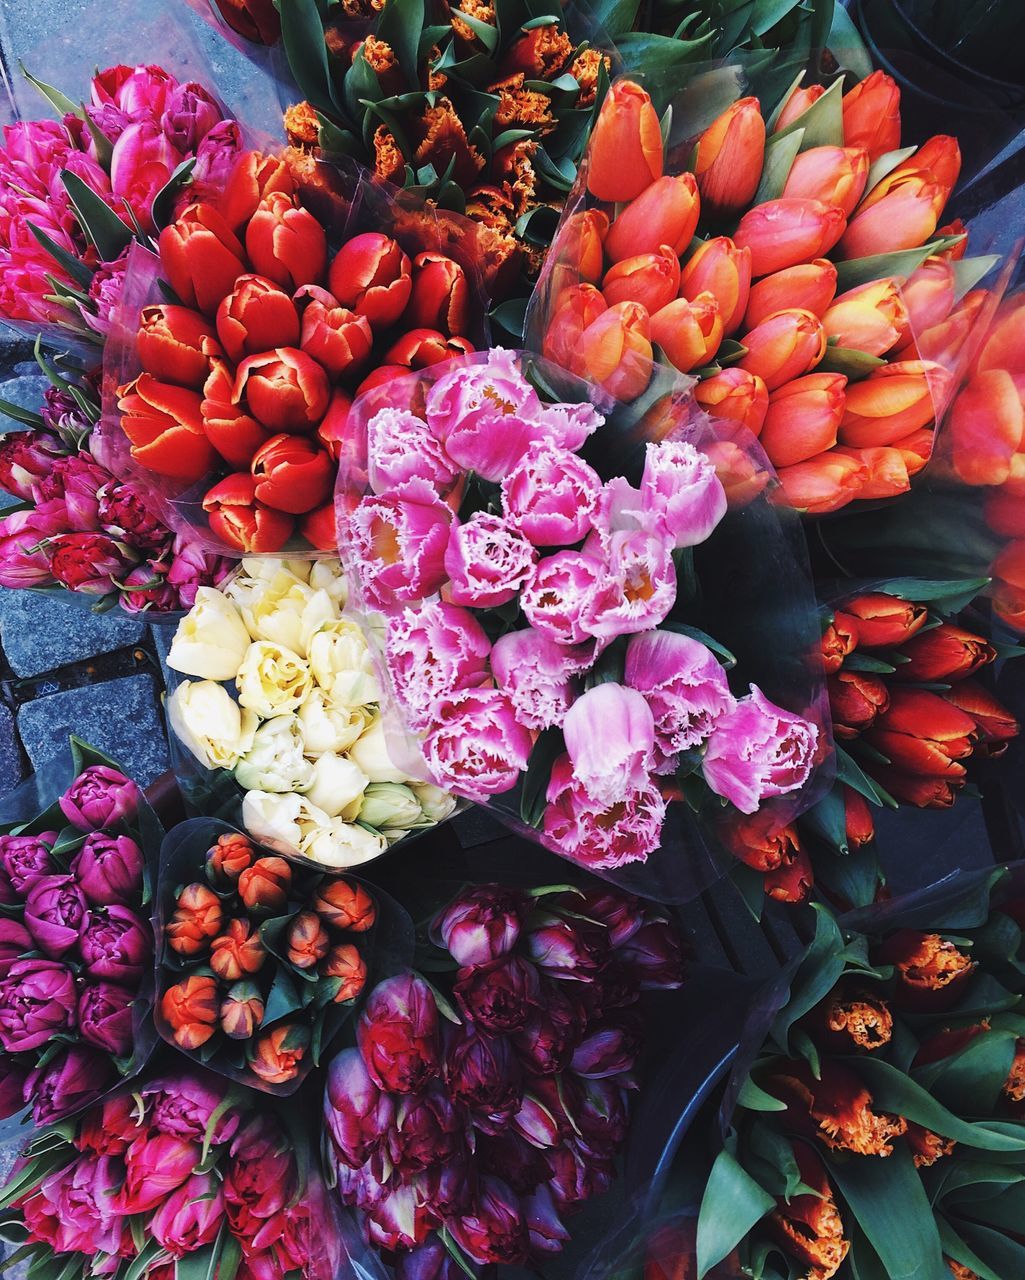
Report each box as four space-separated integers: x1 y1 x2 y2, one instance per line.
0 375 47 427
0 588 144 677
0 704 25 800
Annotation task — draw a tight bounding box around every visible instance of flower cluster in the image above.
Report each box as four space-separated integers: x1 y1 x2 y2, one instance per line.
3 1068 330 1280
0 63 239 334
166 557 455 867
325 882 684 1269
0 755 152 1125
158 828 375 1089
118 148 475 552
342 350 818 870
539 73 981 513
0 384 231 614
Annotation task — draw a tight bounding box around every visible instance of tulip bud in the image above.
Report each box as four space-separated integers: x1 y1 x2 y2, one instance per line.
828 669 889 738
874 929 974 1009
986 490 1025 539
738 308 826 390
406 252 471 335
234 347 330 434
322 942 367 1003
867 686 978 781
844 787 875 847
759 372 846 467
602 244 680 313
384 329 474 368
839 171 946 260
212 0 280 43
300 502 337 552
783 145 871 218
542 285 607 369
650 293 723 373
358 972 441 1093
694 96 765 219
763 841 813 903
773 84 825 133
976 296 1025 380
735 199 846 277
286 910 330 969
317 389 354 465
842 71 901 161
435 885 527 967
220 150 295 231
238 856 292 913
823 278 909 356
160 974 219 1049
220 980 265 1039
911 288 985 367
678 236 751 334
250 1022 309 1084
745 259 838 329
118 374 215 483
947 369 1024 486
166 882 223 957
842 593 927 648
893 624 995 682
838 360 950 448
358 782 423 830
894 426 934 478
821 612 858 674
571 301 653 400
203 473 294 552
245 190 328 291
894 257 956 353
201 359 271 470
159 202 248 316
210 917 266 981
943 679 1019 755
693 367 769 436
586 79 663 203
136 305 219 390
833 444 911 499
216 273 300 363
251 433 334 515
328 232 412 328
297 286 374 378
207 833 254 887
775 451 867 514
313 878 376 931
550 209 609 288
604 173 701 262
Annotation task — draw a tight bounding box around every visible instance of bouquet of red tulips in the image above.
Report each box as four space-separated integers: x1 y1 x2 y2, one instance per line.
324 880 684 1272
156 819 388 1092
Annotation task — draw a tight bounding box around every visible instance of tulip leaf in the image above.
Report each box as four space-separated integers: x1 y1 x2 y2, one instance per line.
123 1240 164 1280
752 128 804 205
828 1 875 79
737 1076 787 1112
379 0 429 80
27 222 94 289
952 254 1001 301
20 63 83 119
749 0 805 37
60 170 134 262
836 746 895 808
937 1219 1004 1280
280 0 341 117
914 1028 1017 1115
864 146 918 195
150 158 197 233
835 239 963 293
174 1243 218 1280
661 621 737 669
0 396 45 429
0 1150 71 1211
802 786 849 852
263 967 305 1025
774 75 844 152
873 577 991 612
816 346 886 381
696 1148 775 1280
843 652 896 674
520 726 565 829
440 1227 479 1280
957 1221 1025 1279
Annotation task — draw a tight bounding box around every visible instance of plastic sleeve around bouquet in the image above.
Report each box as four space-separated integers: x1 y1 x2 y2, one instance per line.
152 815 414 1094
333 347 831 904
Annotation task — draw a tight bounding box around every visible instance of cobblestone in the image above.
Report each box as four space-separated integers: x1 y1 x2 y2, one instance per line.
0 589 145 677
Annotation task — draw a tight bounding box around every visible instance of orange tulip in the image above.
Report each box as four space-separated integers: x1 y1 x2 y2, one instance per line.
202 359 272 470
166 882 223 957
678 237 751 334
822 278 909 356
821 612 859 674
604 174 700 262
839 174 945 259
160 975 219 1050
976 297 1025 380
210 917 266 982
159 202 248 316
993 540 1025 630
693 367 769 436
250 1023 309 1084
286 910 331 969
914 289 987 366
738 308 826 390
136 305 219 390
759 372 846 467
744 259 837 329
322 943 367 1003
602 244 680 313
118 374 216 483
894 427 933 477
650 293 723 373
203 473 294 553
313 878 377 931
572 300 654 400
985 489 1025 539
894 257 956 353
774 84 825 133
238 855 292 912
910 135 962 195
734 199 846 277
782 145 870 216
208 832 254 884
694 97 765 219
834 445 911 499
947 369 1025 486
586 79 663 203
703 436 772 505
775 451 867 513
844 593 928 647
220 149 294 231
543 284 607 369
838 360 951 447
841 71 901 161
550 209 609 288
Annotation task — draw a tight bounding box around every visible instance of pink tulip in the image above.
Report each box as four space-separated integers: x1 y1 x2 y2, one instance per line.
25 1045 112 1125
151 1172 223 1257
349 477 454 608
357 972 441 1095
520 551 607 647
490 627 592 730
501 440 602 547
563 684 655 805
368 406 459 495
117 1133 200 1213
386 599 491 732
583 530 677 641
110 121 183 231
435 884 529 967
444 511 537 607
543 755 666 870
638 440 727 547
422 688 533 801
324 1047 396 1168
701 685 818 813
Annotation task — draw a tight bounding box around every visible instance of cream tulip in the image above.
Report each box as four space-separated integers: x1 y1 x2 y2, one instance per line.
307 619 379 706
242 790 330 854
297 689 371 755
348 717 411 784
309 558 349 606
304 753 370 818
298 819 387 868
236 641 313 718
358 783 423 831
166 588 253 681
411 783 459 824
235 715 314 792
167 680 257 771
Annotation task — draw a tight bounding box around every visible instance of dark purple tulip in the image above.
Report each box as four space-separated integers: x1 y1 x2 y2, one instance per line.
510 1091 564 1150
394 1235 465 1280
77 981 135 1056
60 765 139 832
443 1022 523 1123
523 913 610 982
570 1010 643 1079
141 1073 241 1144
450 1176 529 1266
524 1183 571 1257
0 831 57 893
617 919 686 989
0 919 31 978
0 957 77 1051
324 1047 395 1168
512 984 586 1077
0 1060 29 1119
476 1131 549 1195
79 906 152 984
362 1175 429 1252
545 1140 615 1211
571 887 646 948
385 1084 466 1179
454 954 542 1033
24 874 88 957
575 1077 630 1155
417 1158 473 1220
26 1044 113 1124
356 972 441 1094
434 884 528 967
71 832 144 907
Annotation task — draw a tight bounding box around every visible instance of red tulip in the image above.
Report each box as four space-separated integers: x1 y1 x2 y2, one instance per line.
220 150 294 231
251 434 334 514
210 918 266 982
328 232 412 328
821 612 859 674
201 358 271 468
678 236 751 334
782 145 870 216
650 292 723 373
943 679 1019 755
298 286 373 378
234 347 331 434
118 374 215 482
586 79 663 203
136 305 219 389
215 273 300 363
828 669 889 738
842 71 901 161
745 259 837 329
893 624 995 682
840 168 947 259
843 593 928 647
384 329 474 368
159 202 247 316
300 502 337 551
202 473 294 552
245 190 327 291
407 251 471 334
867 687 978 777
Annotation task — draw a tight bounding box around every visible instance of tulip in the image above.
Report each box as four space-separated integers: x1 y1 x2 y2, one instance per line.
159 202 248 315
770 1056 907 1155
774 83 825 133
912 287 986 367
844 787 875 848
220 150 295 230
322 943 367 1002
586 79 663 203
298 287 374 378
838 360 950 448
450 1176 529 1266
0 957 77 1052
357 972 441 1093
313 878 376 931
386 1083 465 1178
329 232 412 328
745 259 838 330
770 1145 850 1278
152 1171 223 1258
234 348 330 435
325 1046 396 1168
524 912 609 980
947 369 1024 486
986 490 1025 539
572 301 653 400
216 273 300 363
942 680 1018 756
782 145 870 216
759 372 846 467
867 686 978 777
895 257 956 350
203 473 294 553
721 808 800 872
512 989 585 1077
977 296 1025 379
250 1023 309 1084
834 444 911 499
283 910 329 970
734 199 846 277
406 251 471 334
47 533 133 598
839 172 946 259
823 278 909 356
200 359 271 469
893 624 995 682
650 293 723 373
841 71 902 161
118 374 215 482
453 953 542 1033
677 237 750 335
0 918 30 979
238 855 292 913
250 433 334 516
61 765 138 831
775 451 866 514
843 593 927 647
208 831 254 884
212 0 280 42
763 842 814 903
136 305 218 390
80 905 152 985
220 980 265 1039
70 832 143 907
0 430 63 503
210 918 266 982
166 882 223 958
694 96 765 219
693 368 769 436
384 329 474 368
434 884 528 967
23 874 86 957
549 208 609 289
821 612 858 674
828 669 889 738
160 974 219 1049
875 930 974 1009
246 191 327 291
604 173 701 262
542 284 607 369
0 832 54 895
738 308 826 390
26 1044 112 1126
78 980 134 1056
602 244 680 313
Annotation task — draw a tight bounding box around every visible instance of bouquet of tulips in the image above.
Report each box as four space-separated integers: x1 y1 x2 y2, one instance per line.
165 556 457 868
335 347 826 882
530 68 1003 515
0 738 161 1125
324 880 684 1271
110 148 483 555
156 820 384 1092
694 871 1025 1280
0 1064 340 1280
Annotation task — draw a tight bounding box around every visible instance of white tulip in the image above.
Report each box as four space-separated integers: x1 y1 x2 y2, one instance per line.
235 715 314 792
167 680 257 771
236 641 313 718
411 783 459 824
348 717 412 784
307 618 379 706
298 819 387 868
304 752 370 818
297 689 371 756
166 588 253 681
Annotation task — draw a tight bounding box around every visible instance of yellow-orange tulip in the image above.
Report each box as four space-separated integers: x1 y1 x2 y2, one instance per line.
782 145 870 216
603 244 680 313
738 308 827 390
604 174 701 262
650 292 724 373
573 300 653 400
838 360 951 447
976 297 1025 380
693 368 769 436
775 451 867 513
839 173 945 259
823 278 909 356
586 80 663 203
543 284 607 369
834 445 911 499
842 71 901 161
895 427 934 477
947 369 1025 486
774 84 825 133
913 289 987 366
694 97 766 219
678 236 752 334
759 372 847 467
734 198 846 277
744 259 837 329
550 208 609 290
910 135 962 195
895 257 956 353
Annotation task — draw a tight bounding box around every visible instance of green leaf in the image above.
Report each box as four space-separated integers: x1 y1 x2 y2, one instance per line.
174 1243 217 1280
737 1077 787 1112
828 1 875 78
951 255 1000 301
802 785 849 853
864 145 918 195
491 296 528 339
150 158 197 233
60 171 134 262
873 577 991 612
937 1219 1004 1280
280 0 340 116
450 6 499 52
844 652 897 674
696 1148 775 1279
20 64 83 118
519 726 564 829
816 346 887 381
379 0 428 81
837 746 895 808
752 127 804 205
27 223 93 289
124 1239 164 1280
0 396 45 429
915 1028 1017 1115
774 76 844 151
836 239 963 292
262 966 304 1025
957 1221 1025 1280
